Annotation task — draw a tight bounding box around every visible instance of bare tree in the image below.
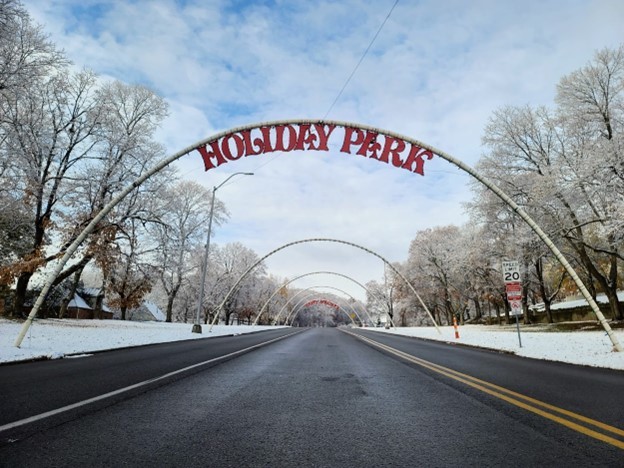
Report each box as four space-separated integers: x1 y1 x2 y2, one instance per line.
477 44 624 321
104 218 155 320
1 69 101 315
366 266 397 326
201 242 266 325
0 0 67 93
150 181 227 322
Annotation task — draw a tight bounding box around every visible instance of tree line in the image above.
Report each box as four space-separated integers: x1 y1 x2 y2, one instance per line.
0 1 363 327
367 45 624 327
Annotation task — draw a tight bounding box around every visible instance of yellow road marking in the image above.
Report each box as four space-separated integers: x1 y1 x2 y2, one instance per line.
347 331 624 450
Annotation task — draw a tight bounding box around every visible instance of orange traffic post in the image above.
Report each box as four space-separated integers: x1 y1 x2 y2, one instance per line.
453 316 460 339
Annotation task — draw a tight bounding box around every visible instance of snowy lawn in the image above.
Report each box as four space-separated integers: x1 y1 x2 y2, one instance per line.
369 324 624 370
0 319 285 364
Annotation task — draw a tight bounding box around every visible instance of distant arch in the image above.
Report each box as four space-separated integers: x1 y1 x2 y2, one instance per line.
285 286 368 326
274 286 365 326
280 287 362 326
253 271 382 326
209 238 438 333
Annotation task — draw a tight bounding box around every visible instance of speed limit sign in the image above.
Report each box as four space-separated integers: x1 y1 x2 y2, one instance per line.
502 261 520 283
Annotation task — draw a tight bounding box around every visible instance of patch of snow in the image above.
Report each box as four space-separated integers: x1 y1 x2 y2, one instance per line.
0 319 286 364
370 325 624 370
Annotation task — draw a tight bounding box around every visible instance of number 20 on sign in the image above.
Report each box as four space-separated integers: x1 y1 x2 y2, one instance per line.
502 261 520 283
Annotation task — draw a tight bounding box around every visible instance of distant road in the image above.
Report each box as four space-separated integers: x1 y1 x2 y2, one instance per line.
1 327 622 466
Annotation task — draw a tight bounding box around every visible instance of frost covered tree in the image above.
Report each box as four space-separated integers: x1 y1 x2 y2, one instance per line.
555 45 624 319
365 266 398 326
243 275 282 325
150 181 226 322
0 58 172 316
476 45 624 320
0 68 101 315
0 0 66 94
104 218 155 320
57 80 171 283
201 242 266 325
404 226 465 325
0 1 71 310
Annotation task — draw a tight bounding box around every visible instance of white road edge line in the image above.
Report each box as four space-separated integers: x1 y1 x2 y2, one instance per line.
1 329 302 434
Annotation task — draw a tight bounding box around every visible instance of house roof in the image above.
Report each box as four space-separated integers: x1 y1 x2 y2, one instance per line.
68 294 92 310
530 291 624 312
81 287 103 297
143 301 166 321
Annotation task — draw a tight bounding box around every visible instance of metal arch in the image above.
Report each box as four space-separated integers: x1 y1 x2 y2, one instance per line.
285 285 369 326
274 286 363 326
288 299 355 327
14 118 621 351
281 287 360 327
288 299 354 327
274 288 317 325
281 290 355 327
252 270 381 326
208 238 438 333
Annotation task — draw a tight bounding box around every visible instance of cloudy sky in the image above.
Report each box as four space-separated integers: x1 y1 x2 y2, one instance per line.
24 0 624 301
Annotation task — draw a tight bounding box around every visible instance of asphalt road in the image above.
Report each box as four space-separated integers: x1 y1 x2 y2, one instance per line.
0 327 299 429
1 327 623 467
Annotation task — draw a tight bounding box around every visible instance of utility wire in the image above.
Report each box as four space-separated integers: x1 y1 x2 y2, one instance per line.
323 0 400 119
248 0 400 174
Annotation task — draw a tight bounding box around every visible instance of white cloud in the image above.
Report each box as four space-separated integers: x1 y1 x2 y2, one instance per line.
21 0 624 299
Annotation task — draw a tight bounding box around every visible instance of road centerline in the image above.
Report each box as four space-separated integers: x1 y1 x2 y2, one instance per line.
344 329 624 450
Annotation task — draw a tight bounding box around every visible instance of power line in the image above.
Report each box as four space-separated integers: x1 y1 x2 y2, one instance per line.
250 0 400 174
323 0 400 120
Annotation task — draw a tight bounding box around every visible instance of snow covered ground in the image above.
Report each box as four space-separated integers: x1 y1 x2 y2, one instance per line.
0 319 285 364
1 319 623 370
370 324 624 370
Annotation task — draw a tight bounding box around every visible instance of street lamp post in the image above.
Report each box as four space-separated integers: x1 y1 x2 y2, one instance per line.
192 172 253 333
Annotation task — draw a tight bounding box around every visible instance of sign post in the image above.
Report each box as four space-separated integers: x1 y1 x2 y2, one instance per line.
502 261 523 348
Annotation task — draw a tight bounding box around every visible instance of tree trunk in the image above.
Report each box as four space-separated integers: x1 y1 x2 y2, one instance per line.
12 272 33 317
59 294 71 319
472 296 482 319
604 288 623 321
166 295 174 323
94 293 104 320
535 257 554 323
606 255 623 320
501 293 510 324
493 301 501 325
